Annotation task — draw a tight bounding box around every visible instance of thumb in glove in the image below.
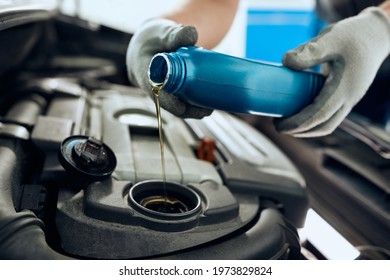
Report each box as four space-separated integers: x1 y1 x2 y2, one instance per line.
126 18 212 119
275 7 390 137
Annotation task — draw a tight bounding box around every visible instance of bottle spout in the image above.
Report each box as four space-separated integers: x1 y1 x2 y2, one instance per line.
148 52 185 94
148 53 170 88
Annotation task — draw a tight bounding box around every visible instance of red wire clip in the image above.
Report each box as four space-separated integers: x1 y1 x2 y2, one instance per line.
196 138 215 163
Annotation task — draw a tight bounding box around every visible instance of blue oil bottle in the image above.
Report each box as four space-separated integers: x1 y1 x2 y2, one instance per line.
148 46 325 117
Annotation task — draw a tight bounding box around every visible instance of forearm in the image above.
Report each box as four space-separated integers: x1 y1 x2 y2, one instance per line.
380 0 390 16
162 0 239 49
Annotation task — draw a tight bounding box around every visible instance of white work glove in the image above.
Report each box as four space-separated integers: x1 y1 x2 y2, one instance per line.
275 7 390 137
126 18 213 119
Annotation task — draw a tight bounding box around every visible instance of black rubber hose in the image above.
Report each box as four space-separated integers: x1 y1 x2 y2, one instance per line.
5 94 47 127
0 45 74 258
0 139 70 259
0 94 46 211
0 211 69 259
0 92 69 259
0 138 67 259
0 140 23 217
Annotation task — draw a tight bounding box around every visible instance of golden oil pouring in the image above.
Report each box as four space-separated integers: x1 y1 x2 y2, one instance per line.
151 84 168 203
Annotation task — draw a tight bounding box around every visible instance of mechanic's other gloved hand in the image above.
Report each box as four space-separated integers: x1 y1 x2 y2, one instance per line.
275 7 390 137
126 18 213 119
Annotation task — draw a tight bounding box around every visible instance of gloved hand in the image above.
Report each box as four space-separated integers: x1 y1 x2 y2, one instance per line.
275 7 390 137
126 18 213 119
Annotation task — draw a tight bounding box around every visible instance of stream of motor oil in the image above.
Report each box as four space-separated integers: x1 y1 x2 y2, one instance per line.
151 84 168 203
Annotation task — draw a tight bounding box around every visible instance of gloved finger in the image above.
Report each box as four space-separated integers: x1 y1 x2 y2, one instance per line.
158 91 187 116
158 91 212 119
319 62 330 76
163 25 198 51
181 104 213 119
274 90 346 135
275 59 345 134
274 98 342 135
275 87 345 135
288 105 350 137
282 27 335 71
275 103 342 136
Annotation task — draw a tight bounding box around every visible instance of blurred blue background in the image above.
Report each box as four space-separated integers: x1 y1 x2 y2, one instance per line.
246 7 324 62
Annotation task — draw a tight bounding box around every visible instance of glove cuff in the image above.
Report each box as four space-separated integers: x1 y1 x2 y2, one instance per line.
360 7 390 55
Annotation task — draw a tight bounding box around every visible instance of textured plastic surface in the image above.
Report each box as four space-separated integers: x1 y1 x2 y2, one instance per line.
149 46 325 117
54 86 307 259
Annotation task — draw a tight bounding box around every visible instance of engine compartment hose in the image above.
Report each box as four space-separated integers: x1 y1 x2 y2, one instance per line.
0 211 69 259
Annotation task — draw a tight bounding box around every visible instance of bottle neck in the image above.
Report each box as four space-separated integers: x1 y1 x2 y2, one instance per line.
148 52 185 94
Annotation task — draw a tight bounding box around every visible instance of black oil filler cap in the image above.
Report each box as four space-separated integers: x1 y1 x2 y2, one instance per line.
58 135 117 181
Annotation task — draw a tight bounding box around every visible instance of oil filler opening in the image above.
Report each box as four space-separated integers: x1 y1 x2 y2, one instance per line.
128 180 202 221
